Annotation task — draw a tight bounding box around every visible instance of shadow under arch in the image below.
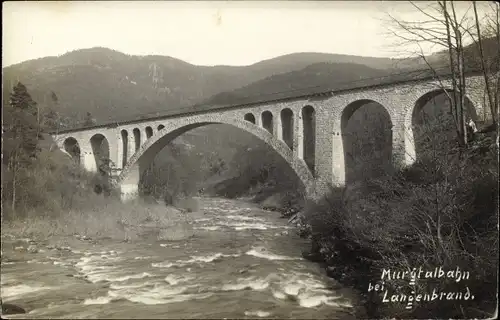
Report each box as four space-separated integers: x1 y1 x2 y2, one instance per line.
90 133 110 175
405 88 479 164
121 129 128 168
145 126 153 139
261 111 274 134
301 105 316 175
133 128 141 152
281 108 294 150
341 99 393 184
244 113 256 124
412 89 478 127
117 116 315 198
63 137 81 164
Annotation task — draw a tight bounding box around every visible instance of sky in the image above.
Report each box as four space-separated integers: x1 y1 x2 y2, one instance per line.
2 1 497 67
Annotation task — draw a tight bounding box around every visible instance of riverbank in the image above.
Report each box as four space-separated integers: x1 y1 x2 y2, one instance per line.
293 134 498 319
2 196 201 243
1 197 200 317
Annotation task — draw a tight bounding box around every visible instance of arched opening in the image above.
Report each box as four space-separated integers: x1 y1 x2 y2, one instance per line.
261 111 273 134
63 137 81 164
121 129 128 167
146 126 153 139
133 128 141 152
138 124 305 203
341 100 393 184
158 124 165 131
281 108 294 150
90 134 110 176
301 106 316 174
244 113 256 124
410 89 478 162
118 118 314 202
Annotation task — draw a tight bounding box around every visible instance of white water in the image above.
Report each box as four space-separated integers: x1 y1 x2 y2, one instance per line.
1 198 356 319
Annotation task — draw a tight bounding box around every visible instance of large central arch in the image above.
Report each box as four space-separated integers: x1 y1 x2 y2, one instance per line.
117 115 315 199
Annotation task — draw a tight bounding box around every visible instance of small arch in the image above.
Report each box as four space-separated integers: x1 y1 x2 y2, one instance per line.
146 126 153 139
121 129 128 167
301 105 316 174
63 137 81 164
133 128 141 152
261 111 273 134
90 133 110 175
158 124 165 131
244 113 256 124
280 108 294 150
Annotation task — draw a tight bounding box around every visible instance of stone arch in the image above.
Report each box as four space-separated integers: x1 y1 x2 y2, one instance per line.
244 113 256 124
280 108 294 150
133 128 141 152
301 105 316 174
90 133 110 175
63 137 81 164
121 129 128 168
145 126 153 139
404 89 479 164
261 111 274 134
411 89 478 126
158 124 165 131
117 116 315 200
341 99 393 183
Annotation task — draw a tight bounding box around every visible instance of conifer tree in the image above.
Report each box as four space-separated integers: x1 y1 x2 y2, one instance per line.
3 82 40 214
43 91 61 131
83 111 97 126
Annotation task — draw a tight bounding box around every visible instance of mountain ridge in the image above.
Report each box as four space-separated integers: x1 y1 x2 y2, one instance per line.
5 47 400 69
2 47 401 126
3 38 495 127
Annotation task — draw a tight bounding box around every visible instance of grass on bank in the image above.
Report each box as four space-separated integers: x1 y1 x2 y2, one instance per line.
1 148 198 242
303 131 498 319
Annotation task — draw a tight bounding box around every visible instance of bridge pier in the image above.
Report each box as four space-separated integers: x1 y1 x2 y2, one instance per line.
119 163 141 202
331 132 346 186
391 122 407 169
81 147 98 173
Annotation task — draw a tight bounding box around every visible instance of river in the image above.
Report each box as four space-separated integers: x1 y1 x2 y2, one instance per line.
1 197 358 319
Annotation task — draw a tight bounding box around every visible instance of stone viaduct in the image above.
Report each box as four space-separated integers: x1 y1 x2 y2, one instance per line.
51 72 488 201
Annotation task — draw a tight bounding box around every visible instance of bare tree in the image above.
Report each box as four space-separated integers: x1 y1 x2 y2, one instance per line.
468 2 500 126
383 1 499 258
385 1 499 146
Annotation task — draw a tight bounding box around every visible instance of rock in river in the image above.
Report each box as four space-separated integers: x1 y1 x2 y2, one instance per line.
1 302 26 315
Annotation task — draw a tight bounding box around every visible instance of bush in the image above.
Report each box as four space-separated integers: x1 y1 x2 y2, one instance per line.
303 133 498 319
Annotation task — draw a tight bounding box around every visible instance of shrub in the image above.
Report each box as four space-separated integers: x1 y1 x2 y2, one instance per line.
304 132 498 319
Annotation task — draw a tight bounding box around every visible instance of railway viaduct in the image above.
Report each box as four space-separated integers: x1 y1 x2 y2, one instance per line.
51 71 488 201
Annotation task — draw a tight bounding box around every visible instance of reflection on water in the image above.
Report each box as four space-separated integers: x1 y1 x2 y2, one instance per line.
1 198 356 319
